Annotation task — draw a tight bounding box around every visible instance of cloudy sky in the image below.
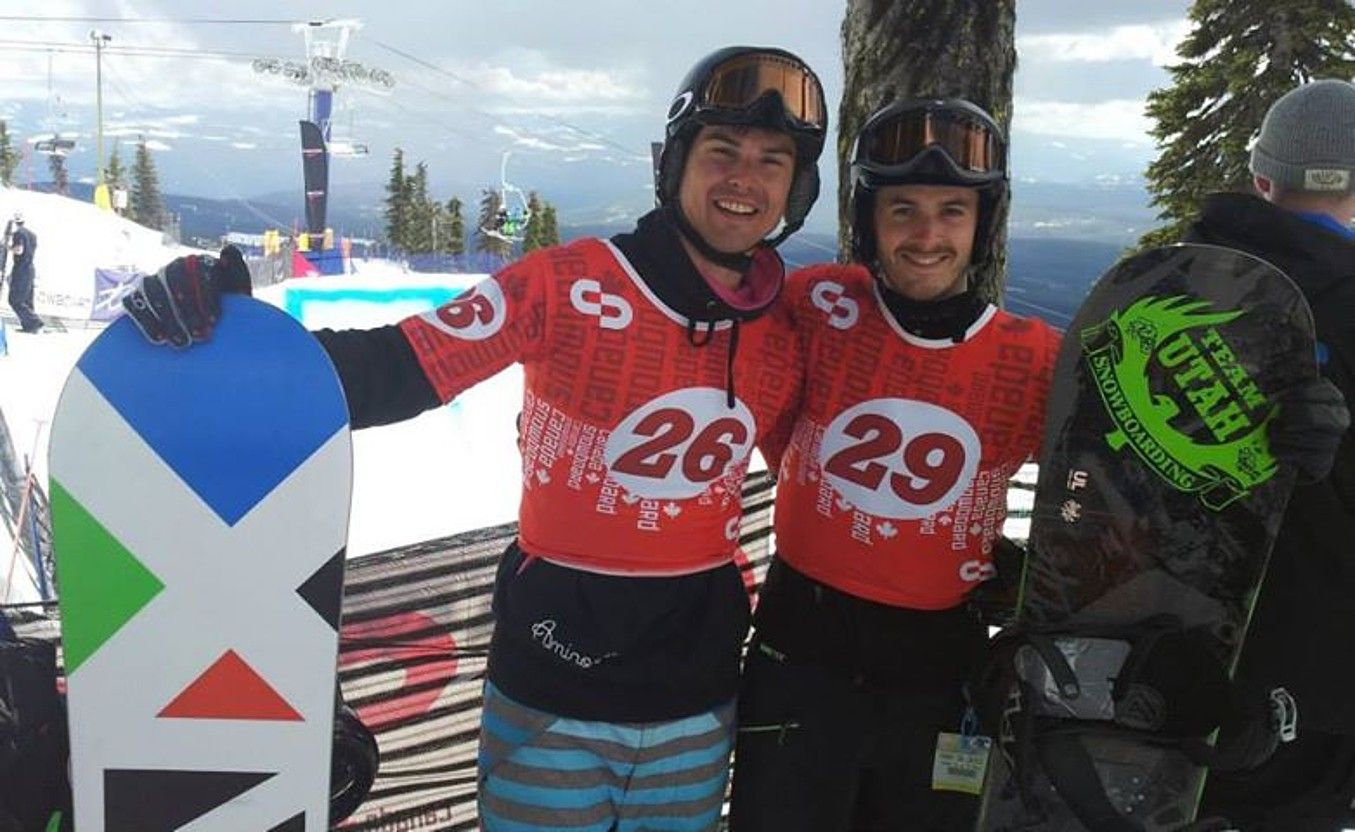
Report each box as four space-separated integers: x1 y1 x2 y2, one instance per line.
0 0 1193 231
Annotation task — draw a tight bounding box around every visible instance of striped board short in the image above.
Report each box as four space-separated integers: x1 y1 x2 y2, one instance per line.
478 682 735 831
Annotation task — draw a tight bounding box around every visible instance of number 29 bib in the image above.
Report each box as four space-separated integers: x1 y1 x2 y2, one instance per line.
775 265 1057 609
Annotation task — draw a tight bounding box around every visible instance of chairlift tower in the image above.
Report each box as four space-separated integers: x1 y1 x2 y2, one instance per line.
251 19 394 239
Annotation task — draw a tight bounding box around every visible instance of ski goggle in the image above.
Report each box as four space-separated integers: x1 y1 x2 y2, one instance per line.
859 106 1003 174
697 53 826 131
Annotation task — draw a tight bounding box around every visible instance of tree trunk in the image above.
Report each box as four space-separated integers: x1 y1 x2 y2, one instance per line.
839 0 1016 302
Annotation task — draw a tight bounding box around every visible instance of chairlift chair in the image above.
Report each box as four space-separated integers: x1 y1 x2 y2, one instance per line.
32 134 76 156
480 151 533 243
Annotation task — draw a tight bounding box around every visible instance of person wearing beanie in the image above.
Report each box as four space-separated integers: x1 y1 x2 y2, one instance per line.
730 93 1351 832
1190 79 1355 830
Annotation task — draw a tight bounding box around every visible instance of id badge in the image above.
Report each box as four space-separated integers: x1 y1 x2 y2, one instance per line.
931 731 992 795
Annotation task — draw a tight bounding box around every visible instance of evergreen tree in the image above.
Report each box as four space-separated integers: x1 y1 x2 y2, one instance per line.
409 161 434 253
521 191 546 252
475 188 511 259
444 196 466 255
106 143 128 214
384 148 411 251
1139 0 1355 248
840 0 1016 302
0 122 17 186
539 202 561 247
47 153 69 195
106 143 127 192
130 138 167 230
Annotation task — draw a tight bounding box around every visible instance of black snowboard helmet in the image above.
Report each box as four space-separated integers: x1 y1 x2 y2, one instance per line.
657 46 828 260
849 98 1008 270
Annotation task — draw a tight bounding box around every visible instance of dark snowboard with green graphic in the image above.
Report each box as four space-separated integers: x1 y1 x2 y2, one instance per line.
976 244 1317 831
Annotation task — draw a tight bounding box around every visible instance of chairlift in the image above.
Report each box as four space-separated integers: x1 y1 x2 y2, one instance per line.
35 53 78 157
329 140 369 158
328 101 369 158
481 152 532 243
33 135 77 156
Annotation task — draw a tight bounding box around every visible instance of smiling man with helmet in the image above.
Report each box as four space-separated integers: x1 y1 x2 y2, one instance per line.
729 99 1060 831
123 45 827 832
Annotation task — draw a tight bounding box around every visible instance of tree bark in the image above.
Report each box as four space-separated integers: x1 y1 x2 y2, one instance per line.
839 0 1016 302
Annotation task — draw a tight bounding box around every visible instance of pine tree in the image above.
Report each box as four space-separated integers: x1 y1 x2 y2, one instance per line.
521 191 546 252
47 153 69 195
106 143 128 213
130 138 167 230
384 148 411 251
539 202 560 247
1140 0 1355 248
840 0 1016 302
0 122 17 186
106 143 127 191
475 188 511 259
444 196 466 255
409 161 434 253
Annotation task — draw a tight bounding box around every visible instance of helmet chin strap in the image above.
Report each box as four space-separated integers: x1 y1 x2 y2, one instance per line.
664 202 755 273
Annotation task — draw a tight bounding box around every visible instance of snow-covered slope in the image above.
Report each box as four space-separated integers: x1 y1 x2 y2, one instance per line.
0 187 205 321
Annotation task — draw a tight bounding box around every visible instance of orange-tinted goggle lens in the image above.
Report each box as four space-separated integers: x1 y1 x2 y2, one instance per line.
864 109 1001 172
701 54 825 129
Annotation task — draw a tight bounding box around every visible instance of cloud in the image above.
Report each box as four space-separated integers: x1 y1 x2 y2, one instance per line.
489 124 646 166
463 63 641 103
1015 98 1154 145
0 0 296 119
103 113 203 140
1019 20 1191 66
143 139 172 151
408 51 648 117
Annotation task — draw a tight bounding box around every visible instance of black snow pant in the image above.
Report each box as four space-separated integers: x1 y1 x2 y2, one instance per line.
728 560 986 831
1200 728 1355 831
7 266 41 331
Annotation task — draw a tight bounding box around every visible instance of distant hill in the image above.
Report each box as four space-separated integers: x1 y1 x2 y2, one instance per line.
31 180 1123 331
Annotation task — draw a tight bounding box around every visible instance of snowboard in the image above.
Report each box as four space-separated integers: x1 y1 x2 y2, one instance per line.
975 244 1316 831
50 294 353 831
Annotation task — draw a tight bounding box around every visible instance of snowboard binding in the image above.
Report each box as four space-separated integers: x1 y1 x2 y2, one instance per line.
973 616 1297 831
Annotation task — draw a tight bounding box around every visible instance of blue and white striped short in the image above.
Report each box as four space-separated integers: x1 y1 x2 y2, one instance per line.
478 682 734 831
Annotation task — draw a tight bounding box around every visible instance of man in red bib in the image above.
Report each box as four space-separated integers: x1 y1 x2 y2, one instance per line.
730 99 1059 831
125 46 827 832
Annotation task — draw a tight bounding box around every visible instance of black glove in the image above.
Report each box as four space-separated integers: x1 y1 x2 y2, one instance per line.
1268 376 1350 484
968 536 1027 627
122 245 252 347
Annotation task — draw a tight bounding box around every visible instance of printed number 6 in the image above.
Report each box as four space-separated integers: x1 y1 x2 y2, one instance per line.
613 408 748 483
436 292 495 329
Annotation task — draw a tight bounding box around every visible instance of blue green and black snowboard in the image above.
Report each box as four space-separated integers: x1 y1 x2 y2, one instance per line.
50 295 353 831
975 244 1316 831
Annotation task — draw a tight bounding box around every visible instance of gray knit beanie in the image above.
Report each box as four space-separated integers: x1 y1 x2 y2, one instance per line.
1251 79 1355 194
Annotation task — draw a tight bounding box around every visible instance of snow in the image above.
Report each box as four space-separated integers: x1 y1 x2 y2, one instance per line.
0 187 205 321
0 187 524 602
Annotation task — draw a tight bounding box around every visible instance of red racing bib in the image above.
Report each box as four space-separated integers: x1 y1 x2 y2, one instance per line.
776 264 1059 609
400 239 802 574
